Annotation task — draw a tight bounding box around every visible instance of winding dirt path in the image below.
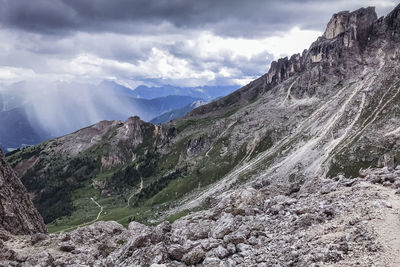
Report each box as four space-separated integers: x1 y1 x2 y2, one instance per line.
55 197 104 233
127 177 143 207
90 197 103 221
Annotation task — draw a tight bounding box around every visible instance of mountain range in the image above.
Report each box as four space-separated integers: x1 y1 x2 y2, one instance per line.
124 83 238 101
0 82 236 151
150 100 208 124
2 4 400 266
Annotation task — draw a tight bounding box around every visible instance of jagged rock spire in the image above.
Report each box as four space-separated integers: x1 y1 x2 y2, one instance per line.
323 7 377 41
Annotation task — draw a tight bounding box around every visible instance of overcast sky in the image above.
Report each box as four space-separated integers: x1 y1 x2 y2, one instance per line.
0 0 397 89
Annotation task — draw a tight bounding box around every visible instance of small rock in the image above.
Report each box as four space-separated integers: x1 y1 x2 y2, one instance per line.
323 207 335 218
321 182 337 194
369 175 382 184
215 245 229 259
181 246 205 265
288 182 301 195
98 242 116 258
226 243 236 254
155 221 171 233
374 200 392 208
270 204 284 215
236 243 252 252
31 233 48 245
383 181 392 187
392 180 400 189
59 243 75 252
253 177 271 189
344 179 357 187
128 221 149 233
203 257 222 265
211 213 235 239
167 244 185 261
383 174 396 183
0 230 11 241
59 233 71 242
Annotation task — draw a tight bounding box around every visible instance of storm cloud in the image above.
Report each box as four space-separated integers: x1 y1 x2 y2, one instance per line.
0 0 397 88
0 0 396 37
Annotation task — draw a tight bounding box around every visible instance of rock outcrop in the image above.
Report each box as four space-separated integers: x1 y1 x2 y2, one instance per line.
0 150 46 235
189 6 381 115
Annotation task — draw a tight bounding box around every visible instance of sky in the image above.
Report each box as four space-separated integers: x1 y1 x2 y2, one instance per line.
0 0 398 89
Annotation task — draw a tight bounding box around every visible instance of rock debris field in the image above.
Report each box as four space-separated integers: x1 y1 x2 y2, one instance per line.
1 167 400 266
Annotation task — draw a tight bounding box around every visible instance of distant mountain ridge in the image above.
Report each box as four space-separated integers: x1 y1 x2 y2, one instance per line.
0 106 52 152
131 84 237 100
0 85 202 151
150 100 208 124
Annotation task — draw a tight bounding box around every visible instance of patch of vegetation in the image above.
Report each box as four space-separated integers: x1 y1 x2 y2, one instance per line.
166 210 191 223
166 204 210 223
327 142 380 178
220 107 239 118
250 132 273 159
23 154 100 223
156 135 192 172
175 107 240 133
288 173 306 184
130 169 185 206
6 143 45 167
147 137 246 206
106 151 158 194
327 156 376 178
176 119 197 132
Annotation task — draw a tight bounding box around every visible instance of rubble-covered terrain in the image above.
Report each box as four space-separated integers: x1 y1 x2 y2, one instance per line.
2 166 400 266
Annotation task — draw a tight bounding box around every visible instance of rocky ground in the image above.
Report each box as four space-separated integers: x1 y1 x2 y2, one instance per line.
1 167 400 266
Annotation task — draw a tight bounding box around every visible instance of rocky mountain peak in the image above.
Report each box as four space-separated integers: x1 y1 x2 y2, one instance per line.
0 150 46 235
323 7 377 41
385 3 400 37
263 6 379 97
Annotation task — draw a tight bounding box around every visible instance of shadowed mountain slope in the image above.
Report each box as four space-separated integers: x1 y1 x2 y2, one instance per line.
0 150 46 235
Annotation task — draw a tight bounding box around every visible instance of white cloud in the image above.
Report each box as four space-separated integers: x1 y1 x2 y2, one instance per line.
0 66 36 85
0 27 320 88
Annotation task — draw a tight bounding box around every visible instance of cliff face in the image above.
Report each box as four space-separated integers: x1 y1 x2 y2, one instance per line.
188 7 380 116
0 150 46 235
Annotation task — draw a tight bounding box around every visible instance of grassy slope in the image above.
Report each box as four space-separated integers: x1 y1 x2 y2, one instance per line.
8 106 263 233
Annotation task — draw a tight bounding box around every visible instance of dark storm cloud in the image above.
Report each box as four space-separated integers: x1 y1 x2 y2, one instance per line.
0 0 397 88
0 0 395 38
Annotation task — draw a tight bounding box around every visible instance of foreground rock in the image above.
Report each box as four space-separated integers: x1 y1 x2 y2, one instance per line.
0 150 46 235
2 168 400 266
